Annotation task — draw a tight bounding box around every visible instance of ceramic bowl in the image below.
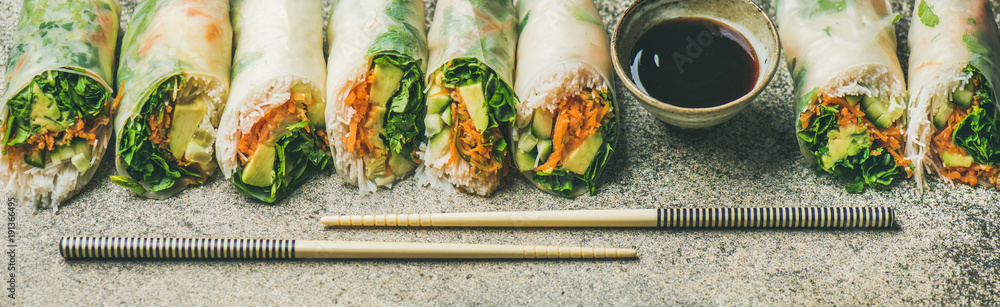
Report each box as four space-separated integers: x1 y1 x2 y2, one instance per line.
611 0 780 129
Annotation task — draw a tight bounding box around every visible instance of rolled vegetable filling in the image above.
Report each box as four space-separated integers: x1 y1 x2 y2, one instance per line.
930 66 1000 185
514 87 616 197
342 53 424 183
797 90 913 192
2 70 109 174
424 58 516 178
113 76 217 194
230 83 330 203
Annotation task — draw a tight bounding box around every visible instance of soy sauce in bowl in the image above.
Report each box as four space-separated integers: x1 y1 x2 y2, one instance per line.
629 17 758 109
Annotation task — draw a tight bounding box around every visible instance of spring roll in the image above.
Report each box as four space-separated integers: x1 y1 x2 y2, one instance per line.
416 0 519 196
905 0 1000 189
111 0 232 199
512 0 618 197
216 0 329 203
778 0 912 192
326 0 427 194
0 0 119 209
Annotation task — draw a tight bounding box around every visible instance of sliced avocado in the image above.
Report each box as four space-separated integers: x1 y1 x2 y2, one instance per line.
168 95 208 159
953 90 974 109
457 83 489 132
29 84 65 132
941 151 974 167
860 96 887 125
562 131 604 175
388 153 417 178
367 106 387 149
535 139 553 168
424 113 444 136
24 150 45 168
874 101 905 129
516 148 537 172
441 106 452 126
427 89 452 114
820 124 869 170
531 109 554 139
241 145 276 187
365 154 388 178
428 129 452 159
933 103 955 129
518 129 538 153
292 84 325 128
845 95 862 106
370 63 404 108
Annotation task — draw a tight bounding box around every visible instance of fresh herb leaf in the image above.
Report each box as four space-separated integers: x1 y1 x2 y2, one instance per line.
796 103 907 192
110 176 146 194
438 58 518 165
823 27 831 36
232 121 331 203
918 0 939 27
953 67 1000 165
811 0 847 16
968 17 977 25
114 76 204 193
373 53 425 157
3 70 109 150
964 33 991 55
532 89 618 197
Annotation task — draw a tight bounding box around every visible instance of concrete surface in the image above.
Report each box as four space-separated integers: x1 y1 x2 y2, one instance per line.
3 0 999 305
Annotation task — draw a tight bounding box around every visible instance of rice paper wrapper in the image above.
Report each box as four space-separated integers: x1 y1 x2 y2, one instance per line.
779 0 906 114
425 0 518 84
325 0 427 193
217 0 327 177
905 0 1000 187
778 0 907 164
512 0 618 196
114 0 232 198
0 0 120 209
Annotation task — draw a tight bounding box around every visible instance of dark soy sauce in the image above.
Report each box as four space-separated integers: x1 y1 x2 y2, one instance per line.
629 17 758 108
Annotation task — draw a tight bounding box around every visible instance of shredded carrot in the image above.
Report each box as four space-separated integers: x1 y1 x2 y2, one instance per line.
236 94 312 163
535 89 611 172
452 91 501 175
928 77 999 186
341 70 379 157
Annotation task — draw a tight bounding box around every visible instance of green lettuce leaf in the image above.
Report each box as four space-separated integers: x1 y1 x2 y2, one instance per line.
796 103 907 192
231 121 331 203
953 67 1000 165
373 53 424 157
438 58 517 166
532 89 618 197
114 76 203 193
3 70 109 149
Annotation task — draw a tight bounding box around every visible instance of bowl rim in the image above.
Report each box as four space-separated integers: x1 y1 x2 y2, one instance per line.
610 0 782 115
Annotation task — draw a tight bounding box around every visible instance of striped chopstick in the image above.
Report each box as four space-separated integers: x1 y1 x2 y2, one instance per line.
321 207 896 228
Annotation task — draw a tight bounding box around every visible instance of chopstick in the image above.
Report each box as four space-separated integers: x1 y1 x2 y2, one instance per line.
59 237 637 260
321 207 896 228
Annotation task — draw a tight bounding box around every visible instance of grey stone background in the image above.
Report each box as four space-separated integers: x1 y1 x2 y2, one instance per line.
2 0 997 305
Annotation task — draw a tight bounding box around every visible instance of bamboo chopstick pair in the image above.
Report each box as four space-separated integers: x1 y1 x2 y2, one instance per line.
62 207 894 261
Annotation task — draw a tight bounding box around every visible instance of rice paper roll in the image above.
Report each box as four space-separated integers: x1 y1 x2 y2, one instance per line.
112 0 232 199
216 0 330 203
512 0 618 197
326 0 428 194
778 0 912 192
0 0 119 209
418 0 519 196
904 0 1000 190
